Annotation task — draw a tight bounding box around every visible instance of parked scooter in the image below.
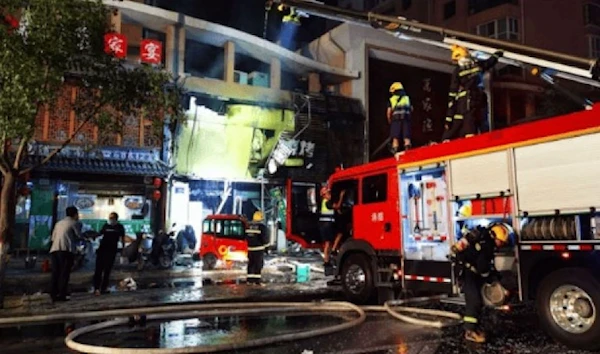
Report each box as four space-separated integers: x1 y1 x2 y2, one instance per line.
73 230 97 271
152 223 177 269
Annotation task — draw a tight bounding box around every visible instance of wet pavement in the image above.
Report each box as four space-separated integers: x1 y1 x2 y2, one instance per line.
2 305 595 354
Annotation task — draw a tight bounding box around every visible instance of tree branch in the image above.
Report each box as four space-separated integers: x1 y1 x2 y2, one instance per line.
19 100 105 176
13 138 27 170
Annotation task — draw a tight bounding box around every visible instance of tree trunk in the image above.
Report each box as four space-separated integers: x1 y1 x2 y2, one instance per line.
0 172 16 309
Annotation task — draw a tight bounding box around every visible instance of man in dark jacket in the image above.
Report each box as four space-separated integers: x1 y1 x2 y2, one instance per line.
449 223 511 343
246 211 269 285
93 212 125 295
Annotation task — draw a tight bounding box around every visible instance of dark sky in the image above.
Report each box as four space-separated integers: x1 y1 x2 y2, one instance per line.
154 0 340 45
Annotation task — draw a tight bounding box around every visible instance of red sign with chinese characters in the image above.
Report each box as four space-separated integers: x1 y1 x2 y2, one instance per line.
104 33 127 59
140 39 162 65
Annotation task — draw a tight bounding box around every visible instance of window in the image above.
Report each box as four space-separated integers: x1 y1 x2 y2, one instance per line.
220 219 246 240
585 4 600 26
362 174 388 204
468 0 518 15
443 1 456 20
202 219 213 233
589 35 600 58
477 18 519 41
331 179 359 206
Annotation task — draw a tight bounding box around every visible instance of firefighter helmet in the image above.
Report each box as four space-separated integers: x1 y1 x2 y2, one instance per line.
459 203 472 217
389 82 404 93
253 211 264 221
489 223 513 245
451 45 470 62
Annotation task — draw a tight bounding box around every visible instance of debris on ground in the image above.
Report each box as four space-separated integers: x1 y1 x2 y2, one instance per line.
119 277 137 291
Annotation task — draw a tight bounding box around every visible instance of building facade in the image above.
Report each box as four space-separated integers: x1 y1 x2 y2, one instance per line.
343 0 600 127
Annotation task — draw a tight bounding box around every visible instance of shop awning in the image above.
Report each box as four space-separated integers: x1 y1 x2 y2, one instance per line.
24 156 170 177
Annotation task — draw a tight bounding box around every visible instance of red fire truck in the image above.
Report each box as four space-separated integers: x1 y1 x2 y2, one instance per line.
288 104 600 350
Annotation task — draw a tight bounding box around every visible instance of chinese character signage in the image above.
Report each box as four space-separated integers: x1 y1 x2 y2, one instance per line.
288 139 316 158
421 78 434 134
104 33 127 58
140 39 162 65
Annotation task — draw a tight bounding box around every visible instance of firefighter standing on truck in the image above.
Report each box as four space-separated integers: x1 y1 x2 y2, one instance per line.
387 82 412 156
449 223 511 343
443 45 503 141
319 187 335 267
246 211 268 286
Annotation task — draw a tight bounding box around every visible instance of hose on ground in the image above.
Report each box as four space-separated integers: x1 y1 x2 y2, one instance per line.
65 301 366 354
61 296 463 353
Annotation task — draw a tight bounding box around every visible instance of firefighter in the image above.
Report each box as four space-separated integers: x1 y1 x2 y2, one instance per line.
443 45 503 141
279 5 301 25
387 82 412 156
319 187 335 266
449 222 512 343
246 211 269 285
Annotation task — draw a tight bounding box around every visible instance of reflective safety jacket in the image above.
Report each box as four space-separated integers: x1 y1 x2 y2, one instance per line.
319 199 334 222
246 221 269 252
389 94 412 121
445 54 500 125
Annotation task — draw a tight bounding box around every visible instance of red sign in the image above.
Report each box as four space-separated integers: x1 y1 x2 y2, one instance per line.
140 39 162 64
104 33 127 59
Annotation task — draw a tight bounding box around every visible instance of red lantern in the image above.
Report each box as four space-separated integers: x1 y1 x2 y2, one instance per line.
104 33 127 59
140 39 163 65
152 190 161 201
153 177 162 188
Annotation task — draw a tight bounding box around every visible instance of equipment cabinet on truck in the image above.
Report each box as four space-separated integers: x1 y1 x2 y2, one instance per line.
286 104 600 350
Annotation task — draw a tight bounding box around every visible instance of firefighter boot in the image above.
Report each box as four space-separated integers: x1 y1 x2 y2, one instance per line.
465 329 486 343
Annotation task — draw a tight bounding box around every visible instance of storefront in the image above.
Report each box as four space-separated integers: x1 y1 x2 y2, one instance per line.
13 145 169 252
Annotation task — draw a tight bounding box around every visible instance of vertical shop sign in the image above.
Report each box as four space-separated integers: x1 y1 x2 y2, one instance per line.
104 33 127 58
421 78 434 134
28 184 55 250
140 39 162 65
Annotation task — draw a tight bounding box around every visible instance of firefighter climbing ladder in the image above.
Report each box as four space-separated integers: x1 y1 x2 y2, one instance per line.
272 0 600 96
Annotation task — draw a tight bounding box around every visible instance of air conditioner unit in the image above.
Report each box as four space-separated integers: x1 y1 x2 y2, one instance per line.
234 70 248 85
249 71 270 88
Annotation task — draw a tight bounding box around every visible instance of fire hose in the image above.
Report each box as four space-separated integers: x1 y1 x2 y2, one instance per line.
59 296 463 353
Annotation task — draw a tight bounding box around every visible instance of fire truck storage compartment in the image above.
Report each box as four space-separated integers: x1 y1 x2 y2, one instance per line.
400 167 450 262
449 150 511 199
514 132 600 214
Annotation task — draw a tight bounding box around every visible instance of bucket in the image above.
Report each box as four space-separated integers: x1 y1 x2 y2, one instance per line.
481 281 509 307
296 264 310 283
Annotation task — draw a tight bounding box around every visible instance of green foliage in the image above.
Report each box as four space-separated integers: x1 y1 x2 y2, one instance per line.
0 0 183 172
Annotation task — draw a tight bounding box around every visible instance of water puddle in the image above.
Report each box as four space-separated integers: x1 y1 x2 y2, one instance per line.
75 313 353 349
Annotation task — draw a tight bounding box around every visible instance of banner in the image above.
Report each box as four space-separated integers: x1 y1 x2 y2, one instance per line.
28 183 55 250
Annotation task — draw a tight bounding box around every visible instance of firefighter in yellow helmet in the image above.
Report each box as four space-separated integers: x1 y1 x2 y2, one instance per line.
387 82 413 156
448 222 512 343
245 211 269 285
443 45 503 142
279 4 301 25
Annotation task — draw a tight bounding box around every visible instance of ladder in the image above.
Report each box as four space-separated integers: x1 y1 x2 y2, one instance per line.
272 0 600 91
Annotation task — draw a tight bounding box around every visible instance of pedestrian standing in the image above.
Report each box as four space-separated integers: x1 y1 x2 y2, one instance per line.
245 211 268 285
49 206 81 302
94 212 125 295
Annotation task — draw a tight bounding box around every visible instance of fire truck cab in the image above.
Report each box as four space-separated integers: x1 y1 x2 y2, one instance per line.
311 104 600 350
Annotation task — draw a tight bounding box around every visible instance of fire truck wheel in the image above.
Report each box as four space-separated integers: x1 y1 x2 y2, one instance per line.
341 253 374 305
203 253 217 270
537 268 600 350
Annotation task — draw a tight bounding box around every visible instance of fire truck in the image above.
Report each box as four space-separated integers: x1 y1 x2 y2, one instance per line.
274 0 600 349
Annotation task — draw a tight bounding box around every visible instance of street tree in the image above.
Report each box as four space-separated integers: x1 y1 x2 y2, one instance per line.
0 0 183 306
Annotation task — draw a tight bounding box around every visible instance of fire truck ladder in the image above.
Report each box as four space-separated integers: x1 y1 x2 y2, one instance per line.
272 0 600 103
